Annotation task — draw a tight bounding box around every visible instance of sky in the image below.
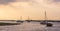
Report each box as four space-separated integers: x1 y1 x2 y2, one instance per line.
0 0 60 20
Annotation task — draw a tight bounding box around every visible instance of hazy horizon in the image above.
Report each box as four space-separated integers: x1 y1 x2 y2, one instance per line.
0 0 60 20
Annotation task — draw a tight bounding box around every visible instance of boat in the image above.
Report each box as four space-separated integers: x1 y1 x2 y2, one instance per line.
16 16 25 23
16 20 25 23
26 16 32 22
40 10 53 27
40 21 48 25
40 11 48 25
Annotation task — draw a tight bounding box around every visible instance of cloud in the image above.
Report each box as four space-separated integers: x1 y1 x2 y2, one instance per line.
0 0 37 5
0 0 16 5
53 0 60 2
17 0 30 2
47 0 60 3
0 0 60 5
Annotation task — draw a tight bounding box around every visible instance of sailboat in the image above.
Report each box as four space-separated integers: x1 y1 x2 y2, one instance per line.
40 10 53 27
26 16 32 22
40 11 48 25
16 16 25 23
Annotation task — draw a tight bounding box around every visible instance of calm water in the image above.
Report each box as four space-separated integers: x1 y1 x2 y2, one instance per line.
0 22 60 31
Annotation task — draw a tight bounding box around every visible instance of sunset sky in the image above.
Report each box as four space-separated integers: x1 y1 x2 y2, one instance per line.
0 0 60 20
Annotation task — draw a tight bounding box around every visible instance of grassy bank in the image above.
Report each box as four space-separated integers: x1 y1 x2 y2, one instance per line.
0 22 20 26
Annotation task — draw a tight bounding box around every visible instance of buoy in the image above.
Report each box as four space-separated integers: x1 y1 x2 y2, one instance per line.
46 23 53 27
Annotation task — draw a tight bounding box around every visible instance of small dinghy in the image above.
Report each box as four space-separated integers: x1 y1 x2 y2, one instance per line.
46 23 53 27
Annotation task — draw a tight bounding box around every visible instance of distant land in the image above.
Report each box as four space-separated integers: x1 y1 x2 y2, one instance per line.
0 20 60 22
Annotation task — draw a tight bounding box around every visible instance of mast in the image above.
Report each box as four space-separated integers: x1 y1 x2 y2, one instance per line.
28 16 30 20
20 16 22 20
45 10 47 21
